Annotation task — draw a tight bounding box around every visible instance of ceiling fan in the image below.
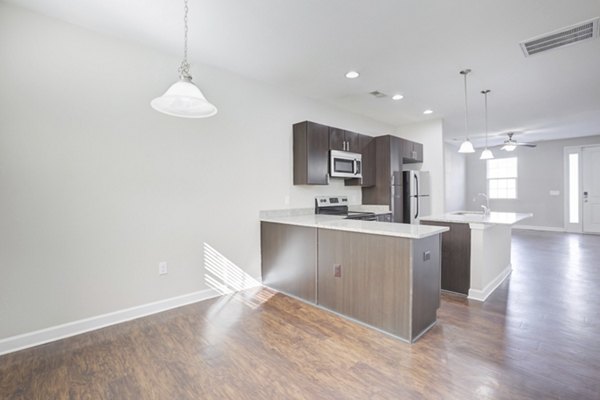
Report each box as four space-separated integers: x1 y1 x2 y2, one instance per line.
499 132 537 152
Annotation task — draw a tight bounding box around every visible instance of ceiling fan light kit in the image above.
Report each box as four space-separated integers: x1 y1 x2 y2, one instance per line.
151 0 217 118
458 69 475 153
500 132 536 151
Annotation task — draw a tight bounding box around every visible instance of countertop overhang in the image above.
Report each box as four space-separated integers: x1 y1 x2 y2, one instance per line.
420 211 533 225
260 214 448 239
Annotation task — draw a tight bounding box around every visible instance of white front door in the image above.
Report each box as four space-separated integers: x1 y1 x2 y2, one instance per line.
583 146 600 234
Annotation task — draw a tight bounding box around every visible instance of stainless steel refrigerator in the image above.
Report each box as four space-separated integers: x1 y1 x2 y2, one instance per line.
402 171 431 223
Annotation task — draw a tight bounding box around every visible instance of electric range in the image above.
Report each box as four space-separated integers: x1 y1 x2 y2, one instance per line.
314 196 377 221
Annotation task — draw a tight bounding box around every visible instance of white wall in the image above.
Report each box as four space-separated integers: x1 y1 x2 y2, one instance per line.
0 4 394 339
444 143 466 211
395 119 445 215
465 135 600 229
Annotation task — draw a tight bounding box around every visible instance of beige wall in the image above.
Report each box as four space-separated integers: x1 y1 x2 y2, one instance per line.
0 4 394 339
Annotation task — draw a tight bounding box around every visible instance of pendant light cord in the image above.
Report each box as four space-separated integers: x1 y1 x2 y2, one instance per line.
481 89 490 149
460 69 471 141
178 0 191 80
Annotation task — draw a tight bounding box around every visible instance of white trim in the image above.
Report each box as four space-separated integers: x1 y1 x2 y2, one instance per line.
468 265 511 302
0 288 220 356
513 224 565 232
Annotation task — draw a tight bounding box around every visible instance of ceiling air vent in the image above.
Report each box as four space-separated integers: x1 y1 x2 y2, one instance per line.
520 17 599 57
369 90 387 98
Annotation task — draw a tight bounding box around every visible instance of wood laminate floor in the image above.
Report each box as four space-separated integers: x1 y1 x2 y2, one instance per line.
1 230 599 399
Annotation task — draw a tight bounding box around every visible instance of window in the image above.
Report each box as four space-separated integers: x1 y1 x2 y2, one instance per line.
487 157 517 199
568 153 579 224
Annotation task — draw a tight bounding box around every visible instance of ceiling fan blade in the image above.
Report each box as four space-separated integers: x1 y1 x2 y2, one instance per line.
514 142 537 147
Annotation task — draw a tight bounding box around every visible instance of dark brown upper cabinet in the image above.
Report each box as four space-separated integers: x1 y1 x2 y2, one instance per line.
293 121 329 185
361 135 404 207
329 128 360 153
345 134 375 187
402 139 424 163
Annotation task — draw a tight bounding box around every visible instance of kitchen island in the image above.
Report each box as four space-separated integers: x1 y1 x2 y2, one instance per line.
420 211 532 301
260 211 448 343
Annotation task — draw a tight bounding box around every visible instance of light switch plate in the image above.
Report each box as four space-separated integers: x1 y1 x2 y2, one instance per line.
549 190 560 196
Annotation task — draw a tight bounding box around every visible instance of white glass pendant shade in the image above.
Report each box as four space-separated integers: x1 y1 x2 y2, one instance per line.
151 79 217 118
480 148 494 160
458 139 475 153
502 144 517 152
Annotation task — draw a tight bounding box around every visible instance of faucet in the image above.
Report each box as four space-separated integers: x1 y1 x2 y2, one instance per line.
474 193 491 215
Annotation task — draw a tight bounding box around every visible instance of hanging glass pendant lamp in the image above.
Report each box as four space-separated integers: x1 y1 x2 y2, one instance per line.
480 89 494 160
458 69 475 153
151 0 217 118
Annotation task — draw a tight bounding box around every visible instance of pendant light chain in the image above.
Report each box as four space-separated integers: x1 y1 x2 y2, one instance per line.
178 0 191 80
151 0 218 118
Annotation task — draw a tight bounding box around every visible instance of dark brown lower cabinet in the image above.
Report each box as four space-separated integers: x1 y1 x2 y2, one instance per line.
261 221 442 343
420 221 471 295
260 222 317 303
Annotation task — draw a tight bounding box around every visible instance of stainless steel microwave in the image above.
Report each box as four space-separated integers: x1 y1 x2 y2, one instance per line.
330 150 362 179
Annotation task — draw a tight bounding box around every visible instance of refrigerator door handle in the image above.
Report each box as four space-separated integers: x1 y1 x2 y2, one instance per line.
414 174 419 198
414 195 419 220
414 174 419 220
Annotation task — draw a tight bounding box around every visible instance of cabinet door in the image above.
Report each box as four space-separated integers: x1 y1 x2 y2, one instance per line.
413 141 424 163
402 139 424 163
329 127 346 151
261 222 317 303
317 229 411 339
293 121 329 185
345 134 375 187
345 131 361 153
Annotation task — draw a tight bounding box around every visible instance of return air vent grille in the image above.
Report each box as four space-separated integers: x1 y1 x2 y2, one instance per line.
369 90 387 98
520 18 599 56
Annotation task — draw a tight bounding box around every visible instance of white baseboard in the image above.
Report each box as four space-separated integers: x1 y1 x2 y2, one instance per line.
468 265 512 302
513 224 565 232
0 288 220 356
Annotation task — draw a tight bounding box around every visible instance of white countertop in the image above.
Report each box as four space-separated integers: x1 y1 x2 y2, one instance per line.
420 211 533 225
260 214 448 239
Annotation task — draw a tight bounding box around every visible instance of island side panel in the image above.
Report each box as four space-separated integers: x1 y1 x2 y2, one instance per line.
411 234 441 341
317 229 411 340
261 222 317 303
420 221 471 295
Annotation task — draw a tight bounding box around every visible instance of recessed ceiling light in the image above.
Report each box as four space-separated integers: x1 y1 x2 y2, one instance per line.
392 94 404 101
423 109 433 114
345 71 360 79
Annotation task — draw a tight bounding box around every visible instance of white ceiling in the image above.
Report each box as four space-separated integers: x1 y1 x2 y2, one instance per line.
7 0 600 147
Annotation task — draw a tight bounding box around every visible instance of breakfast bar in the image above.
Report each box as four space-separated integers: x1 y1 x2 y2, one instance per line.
420 211 532 301
260 211 448 343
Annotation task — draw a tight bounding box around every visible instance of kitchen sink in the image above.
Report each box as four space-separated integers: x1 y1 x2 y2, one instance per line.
452 211 486 217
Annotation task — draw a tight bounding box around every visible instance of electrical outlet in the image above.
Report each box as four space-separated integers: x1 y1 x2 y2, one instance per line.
158 261 168 275
334 264 342 278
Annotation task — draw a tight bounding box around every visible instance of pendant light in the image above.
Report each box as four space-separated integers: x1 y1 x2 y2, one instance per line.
480 89 494 160
458 69 475 153
151 0 217 118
